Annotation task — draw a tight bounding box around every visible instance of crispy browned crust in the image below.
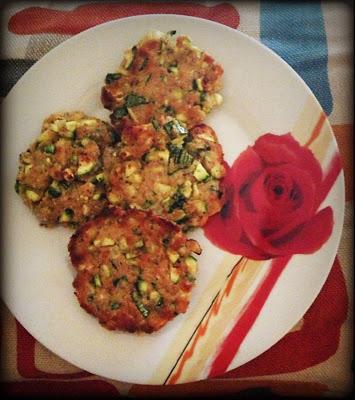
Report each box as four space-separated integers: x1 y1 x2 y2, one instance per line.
69 208 201 333
101 32 223 129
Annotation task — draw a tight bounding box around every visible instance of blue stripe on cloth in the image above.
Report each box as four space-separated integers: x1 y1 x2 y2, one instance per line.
260 1 333 115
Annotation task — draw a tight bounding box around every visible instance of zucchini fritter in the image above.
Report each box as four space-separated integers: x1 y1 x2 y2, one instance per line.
69 208 202 333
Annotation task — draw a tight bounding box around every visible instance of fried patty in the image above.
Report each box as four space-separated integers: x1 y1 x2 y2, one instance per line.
15 112 117 227
101 31 223 130
104 121 226 230
69 207 202 333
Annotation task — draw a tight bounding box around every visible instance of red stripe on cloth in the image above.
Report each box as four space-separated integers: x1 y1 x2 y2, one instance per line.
0 380 119 396
16 321 91 379
8 2 239 35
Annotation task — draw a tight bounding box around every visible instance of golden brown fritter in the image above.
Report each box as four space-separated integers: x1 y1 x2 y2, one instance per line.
101 31 223 130
15 112 117 227
69 207 202 333
104 121 226 230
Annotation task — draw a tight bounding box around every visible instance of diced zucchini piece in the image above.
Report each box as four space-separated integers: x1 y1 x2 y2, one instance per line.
154 182 171 195
150 290 164 306
178 149 193 165
137 279 149 294
198 132 216 142
210 164 224 179
146 149 170 163
77 161 94 176
100 264 111 277
47 183 62 198
125 252 137 260
167 250 179 264
124 164 138 177
94 237 115 247
209 93 223 106
194 200 207 214
134 240 145 249
43 144 55 154
93 274 102 288
65 121 77 131
193 78 203 91
132 291 150 318
118 238 128 252
181 180 192 198
92 172 105 184
170 268 180 283
185 256 198 276
37 129 56 142
193 161 210 181
24 164 32 174
81 137 91 146
25 190 40 202
50 122 59 132
168 192 186 212
102 237 115 246
108 192 120 204
59 208 74 222
168 66 179 75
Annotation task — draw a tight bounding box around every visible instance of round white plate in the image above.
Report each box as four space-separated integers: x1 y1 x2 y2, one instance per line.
2 15 344 384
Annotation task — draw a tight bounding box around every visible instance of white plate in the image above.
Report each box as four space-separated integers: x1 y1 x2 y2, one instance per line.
2 15 344 384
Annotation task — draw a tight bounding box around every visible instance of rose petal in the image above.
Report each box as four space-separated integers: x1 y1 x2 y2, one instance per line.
228 146 264 191
204 202 270 260
253 133 323 187
236 163 317 251
267 207 334 255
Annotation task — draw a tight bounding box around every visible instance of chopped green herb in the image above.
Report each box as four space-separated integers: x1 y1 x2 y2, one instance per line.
113 275 128 287
168 192 186 212
110 301 120 310
139 57 148 71
87 294 95 303
111 129 121 144
176 215 190 225
113 107 128 119
200 91 207 103
142 199 154 209
105 73 122 84
151 118 159 130
14 180 20 193
47 185 61 198
162 237 170 247
125 93 148 108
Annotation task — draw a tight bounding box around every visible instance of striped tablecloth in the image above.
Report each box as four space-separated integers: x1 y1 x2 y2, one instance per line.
1 2 353 397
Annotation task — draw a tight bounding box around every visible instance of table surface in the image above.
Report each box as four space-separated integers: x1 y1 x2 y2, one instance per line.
1 1 353 398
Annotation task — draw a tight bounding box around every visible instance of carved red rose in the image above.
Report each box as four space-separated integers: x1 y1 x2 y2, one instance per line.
204 133 334 260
